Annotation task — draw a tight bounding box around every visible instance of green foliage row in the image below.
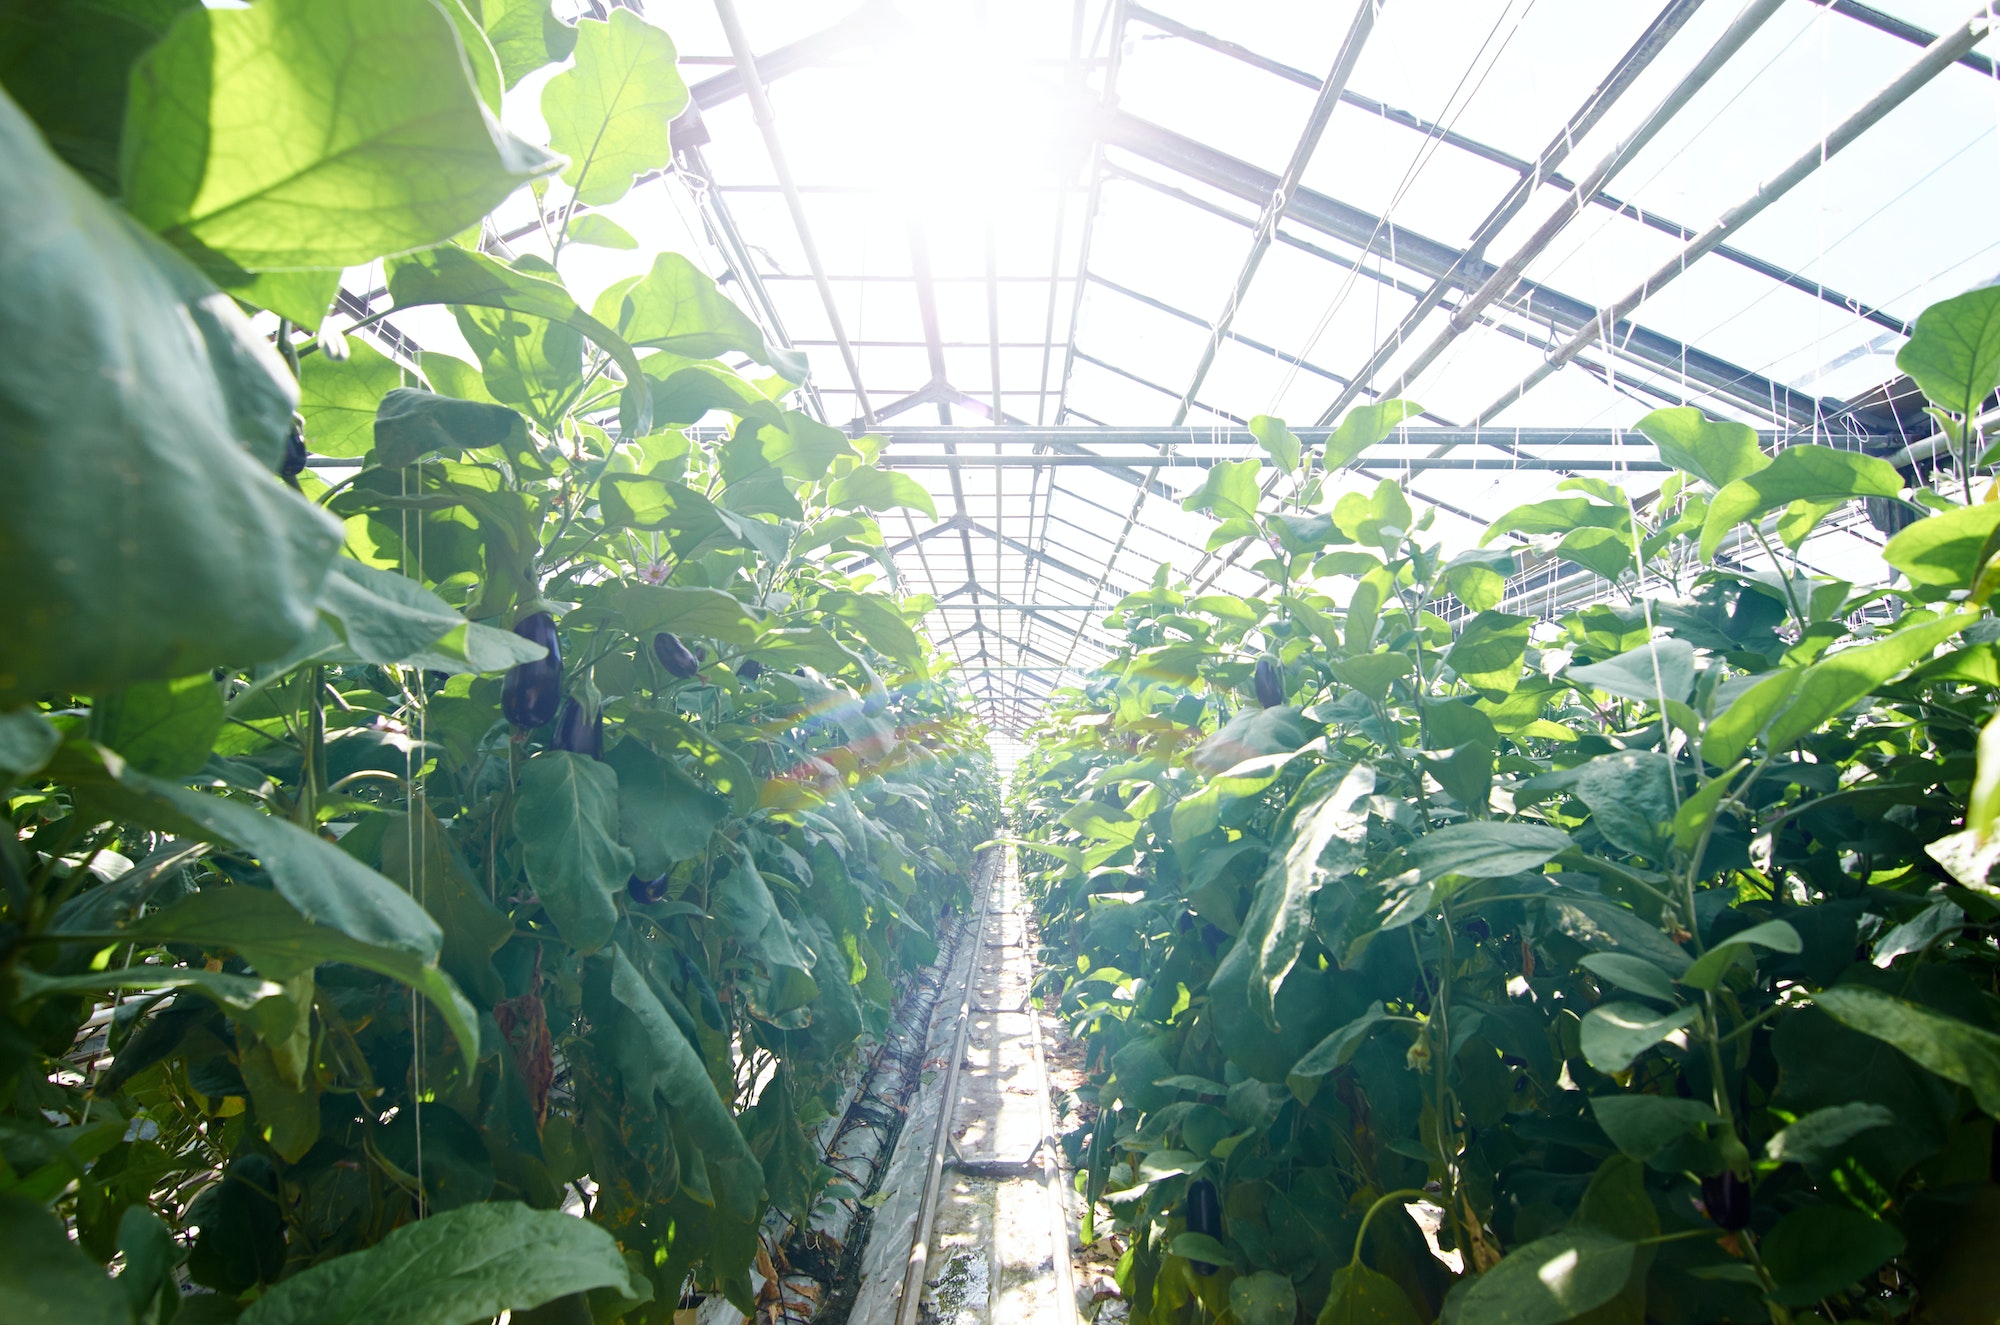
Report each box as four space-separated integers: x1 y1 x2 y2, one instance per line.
0 3 993 1323
1014 287 2000 1324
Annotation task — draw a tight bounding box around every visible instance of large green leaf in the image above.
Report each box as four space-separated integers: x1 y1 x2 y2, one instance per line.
1882 501 2000 597
1244 763 1375 1029
0 0 199 192
604 737 727 879
0 709 60 785
379 807 513 1005
1445 611 1531 701
0 1193 130 1325
123 0 559 270
1316 1263 1421 1325
1187 707 1318 777
599 475 747 560
1815 985 2000 1116
1324 399 1420 469
594 252 804 378
1182 457 1264 521
1441 547 1514 613
1763 1102 1895 1166
137 772 445 957
1482 497 1630 543
1760 1206 1905 1307
1456 1230 1635 1325
514 751 633 954
1575 750 1675 859
1700 444 1903 560
1577 952 1678 1002
386 245 651 434
1288 1002 1392 1085
480 0 575 89
1404 821 1570 881
1249 415 1301 473
1170 752 1298 845
452 297 582 429
91 672 223 777
237 1200 635 1325
827 466 939 520
603 946 764 1216
317 560 475 664
134 887 477 1056
1704 612 1971 764
712 848 818 1012
1568 638 1695 705
1579 1002 1700 1074
1230 1269 1299 1325
373 388 524 467
0 89 340 703
610 585 761 647
824 590 925 667
1635 406 1768 489
1588 1094 1719 1161
1679 918 1800 990
1897 284 2000 424
543 8 685 207
300 339 404 458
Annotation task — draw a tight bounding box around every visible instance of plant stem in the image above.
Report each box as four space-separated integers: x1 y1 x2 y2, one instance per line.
1347 1188 1432 1271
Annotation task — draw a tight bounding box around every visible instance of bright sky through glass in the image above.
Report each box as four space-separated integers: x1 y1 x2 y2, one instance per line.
342 0 2000 735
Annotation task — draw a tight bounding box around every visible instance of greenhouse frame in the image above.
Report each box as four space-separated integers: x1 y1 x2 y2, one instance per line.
8 1 2000 1323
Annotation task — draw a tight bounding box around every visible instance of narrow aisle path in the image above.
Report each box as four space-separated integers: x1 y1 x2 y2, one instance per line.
849 846 1081 1325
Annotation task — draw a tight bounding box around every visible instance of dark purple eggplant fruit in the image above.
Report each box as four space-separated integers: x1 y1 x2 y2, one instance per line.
737 658 765 681
1701 1171 1751 1230
502 613 562 728
654 632 700 679
550 698 602 760
627 872 669 905
1253 655 1284 709
1184 1178 1221 1275
280 420 307 482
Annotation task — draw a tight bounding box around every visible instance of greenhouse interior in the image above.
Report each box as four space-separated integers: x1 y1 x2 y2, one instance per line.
9 0 2000 1321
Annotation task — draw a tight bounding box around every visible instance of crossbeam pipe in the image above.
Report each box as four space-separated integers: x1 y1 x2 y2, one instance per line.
1466 7 1993 429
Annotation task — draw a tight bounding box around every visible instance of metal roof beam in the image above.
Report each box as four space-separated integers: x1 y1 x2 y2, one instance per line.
1169 0 1381 426
689 2 891 110
1807 0 1998 78
1119 4 1908 345
1099 108 1830 427
862 425 1894 450
1467 9 1990 430
714 0 876 424
1314 0 1708 427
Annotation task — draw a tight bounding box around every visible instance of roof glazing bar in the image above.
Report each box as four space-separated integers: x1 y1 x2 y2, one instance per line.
1313 0 1710 427
1806 0 1999 77
1101 110 1828 426
1467 8 1993 429
713 0 877 424
1366 0 1788 421
1169 0 1381 425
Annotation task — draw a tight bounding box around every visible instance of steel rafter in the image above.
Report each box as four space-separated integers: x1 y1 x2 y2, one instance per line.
1099 109 1833 428
1464 10 1992 430
714 0 876 424
1069 1 1385 679
1311 0 1708 428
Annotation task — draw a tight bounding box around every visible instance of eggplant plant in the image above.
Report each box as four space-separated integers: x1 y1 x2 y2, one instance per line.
0 3 994 1323
1017 287 2000 1325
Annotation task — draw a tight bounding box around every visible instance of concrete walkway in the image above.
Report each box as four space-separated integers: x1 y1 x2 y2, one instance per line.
848 847 1082 1325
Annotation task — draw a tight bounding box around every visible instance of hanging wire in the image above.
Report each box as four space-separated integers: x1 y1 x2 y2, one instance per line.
1266 0 1541 415
399 437 427 1219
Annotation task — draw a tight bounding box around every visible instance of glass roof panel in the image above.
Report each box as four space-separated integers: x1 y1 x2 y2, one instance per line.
329 0 2000 734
